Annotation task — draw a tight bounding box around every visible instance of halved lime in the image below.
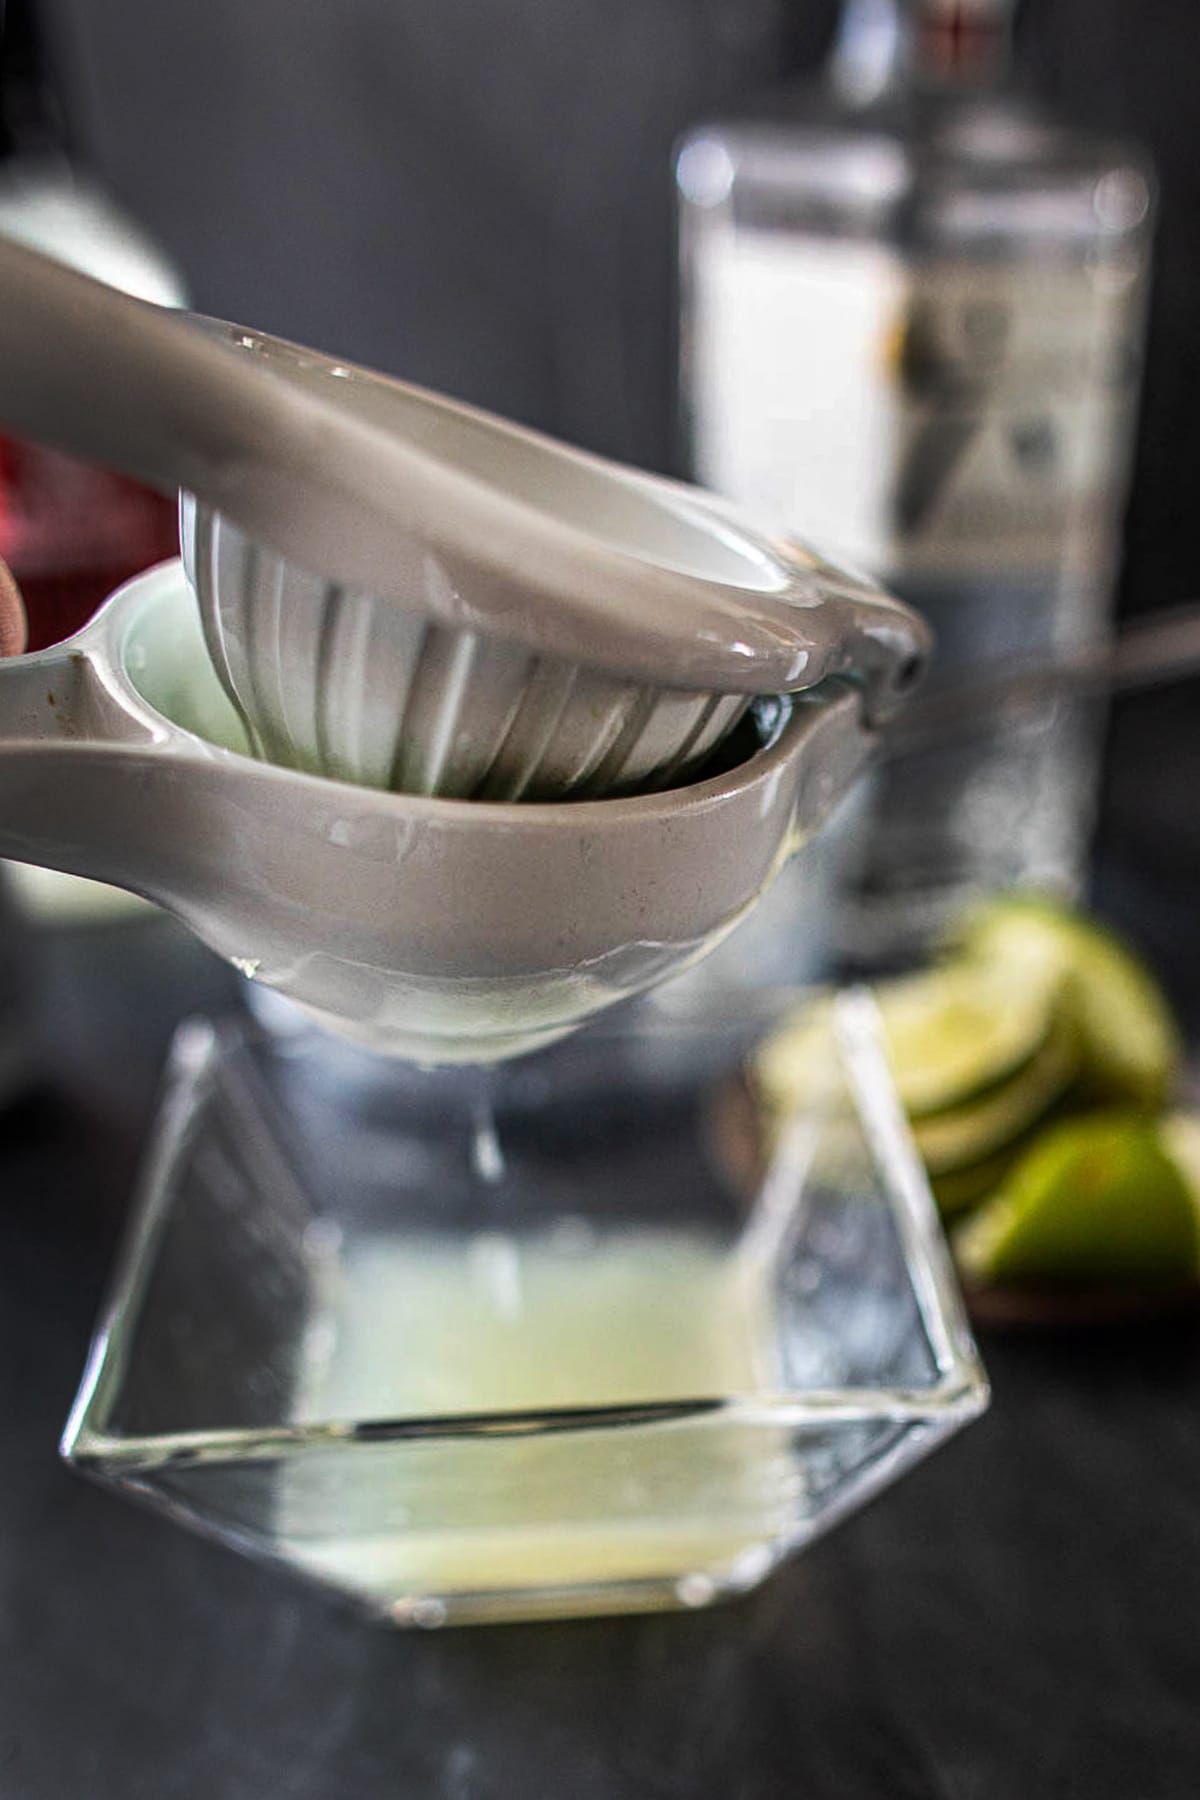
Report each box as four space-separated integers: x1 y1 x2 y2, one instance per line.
932 1150 1019 1217
953 895 1181 1110
754 956 1061 1127
954 1114 1200 1287
1162 1112 1200 1195
912 1014 1078 1175
876 958 1064 1117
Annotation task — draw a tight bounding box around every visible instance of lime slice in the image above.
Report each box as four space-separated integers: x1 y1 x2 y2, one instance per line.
931 1142 1036 1217
954 1114 1200 1287
912 1014 1077 1175
754 957 1060 1126
1162 1111 1200 1196
954 895 1182 1110
875 959 1063 1116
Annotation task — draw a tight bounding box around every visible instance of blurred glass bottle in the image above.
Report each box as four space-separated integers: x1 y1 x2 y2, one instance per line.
676 0 1154 964
0 0 184 654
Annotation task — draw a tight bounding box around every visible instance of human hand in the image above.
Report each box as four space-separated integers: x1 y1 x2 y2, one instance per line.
0 559 26 657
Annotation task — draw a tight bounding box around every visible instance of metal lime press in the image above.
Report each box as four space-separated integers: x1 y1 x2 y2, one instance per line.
0 238 927 1060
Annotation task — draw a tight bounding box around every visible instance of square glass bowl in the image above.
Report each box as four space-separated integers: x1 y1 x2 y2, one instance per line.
62 990 987 1627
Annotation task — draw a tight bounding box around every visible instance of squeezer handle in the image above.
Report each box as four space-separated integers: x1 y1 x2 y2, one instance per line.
0 237 322 505
0 540 161 749
0 621 184 904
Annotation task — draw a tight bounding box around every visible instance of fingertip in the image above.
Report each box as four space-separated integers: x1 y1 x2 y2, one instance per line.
0 558 27 656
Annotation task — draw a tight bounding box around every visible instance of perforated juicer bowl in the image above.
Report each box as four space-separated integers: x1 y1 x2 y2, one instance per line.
180 326 926 801
181 489 756 802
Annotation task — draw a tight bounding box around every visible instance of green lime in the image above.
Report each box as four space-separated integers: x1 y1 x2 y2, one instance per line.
751 995 839 1120
910 1015 1079 1180
875 958 1064 1116
912 1014 1077 1175
954 1114 1200 1287
953 894 1182 1110
754 958 1061 1126
1162 1112 1200 1195
931 1136 1045 1217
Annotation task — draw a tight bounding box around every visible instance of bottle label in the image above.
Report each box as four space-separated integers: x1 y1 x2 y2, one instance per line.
687 228 1143 588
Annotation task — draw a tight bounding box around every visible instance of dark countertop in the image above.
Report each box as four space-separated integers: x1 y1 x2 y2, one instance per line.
3 818 1200 1798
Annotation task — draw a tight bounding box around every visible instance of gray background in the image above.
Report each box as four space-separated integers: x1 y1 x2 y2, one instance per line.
37 0 1200 613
